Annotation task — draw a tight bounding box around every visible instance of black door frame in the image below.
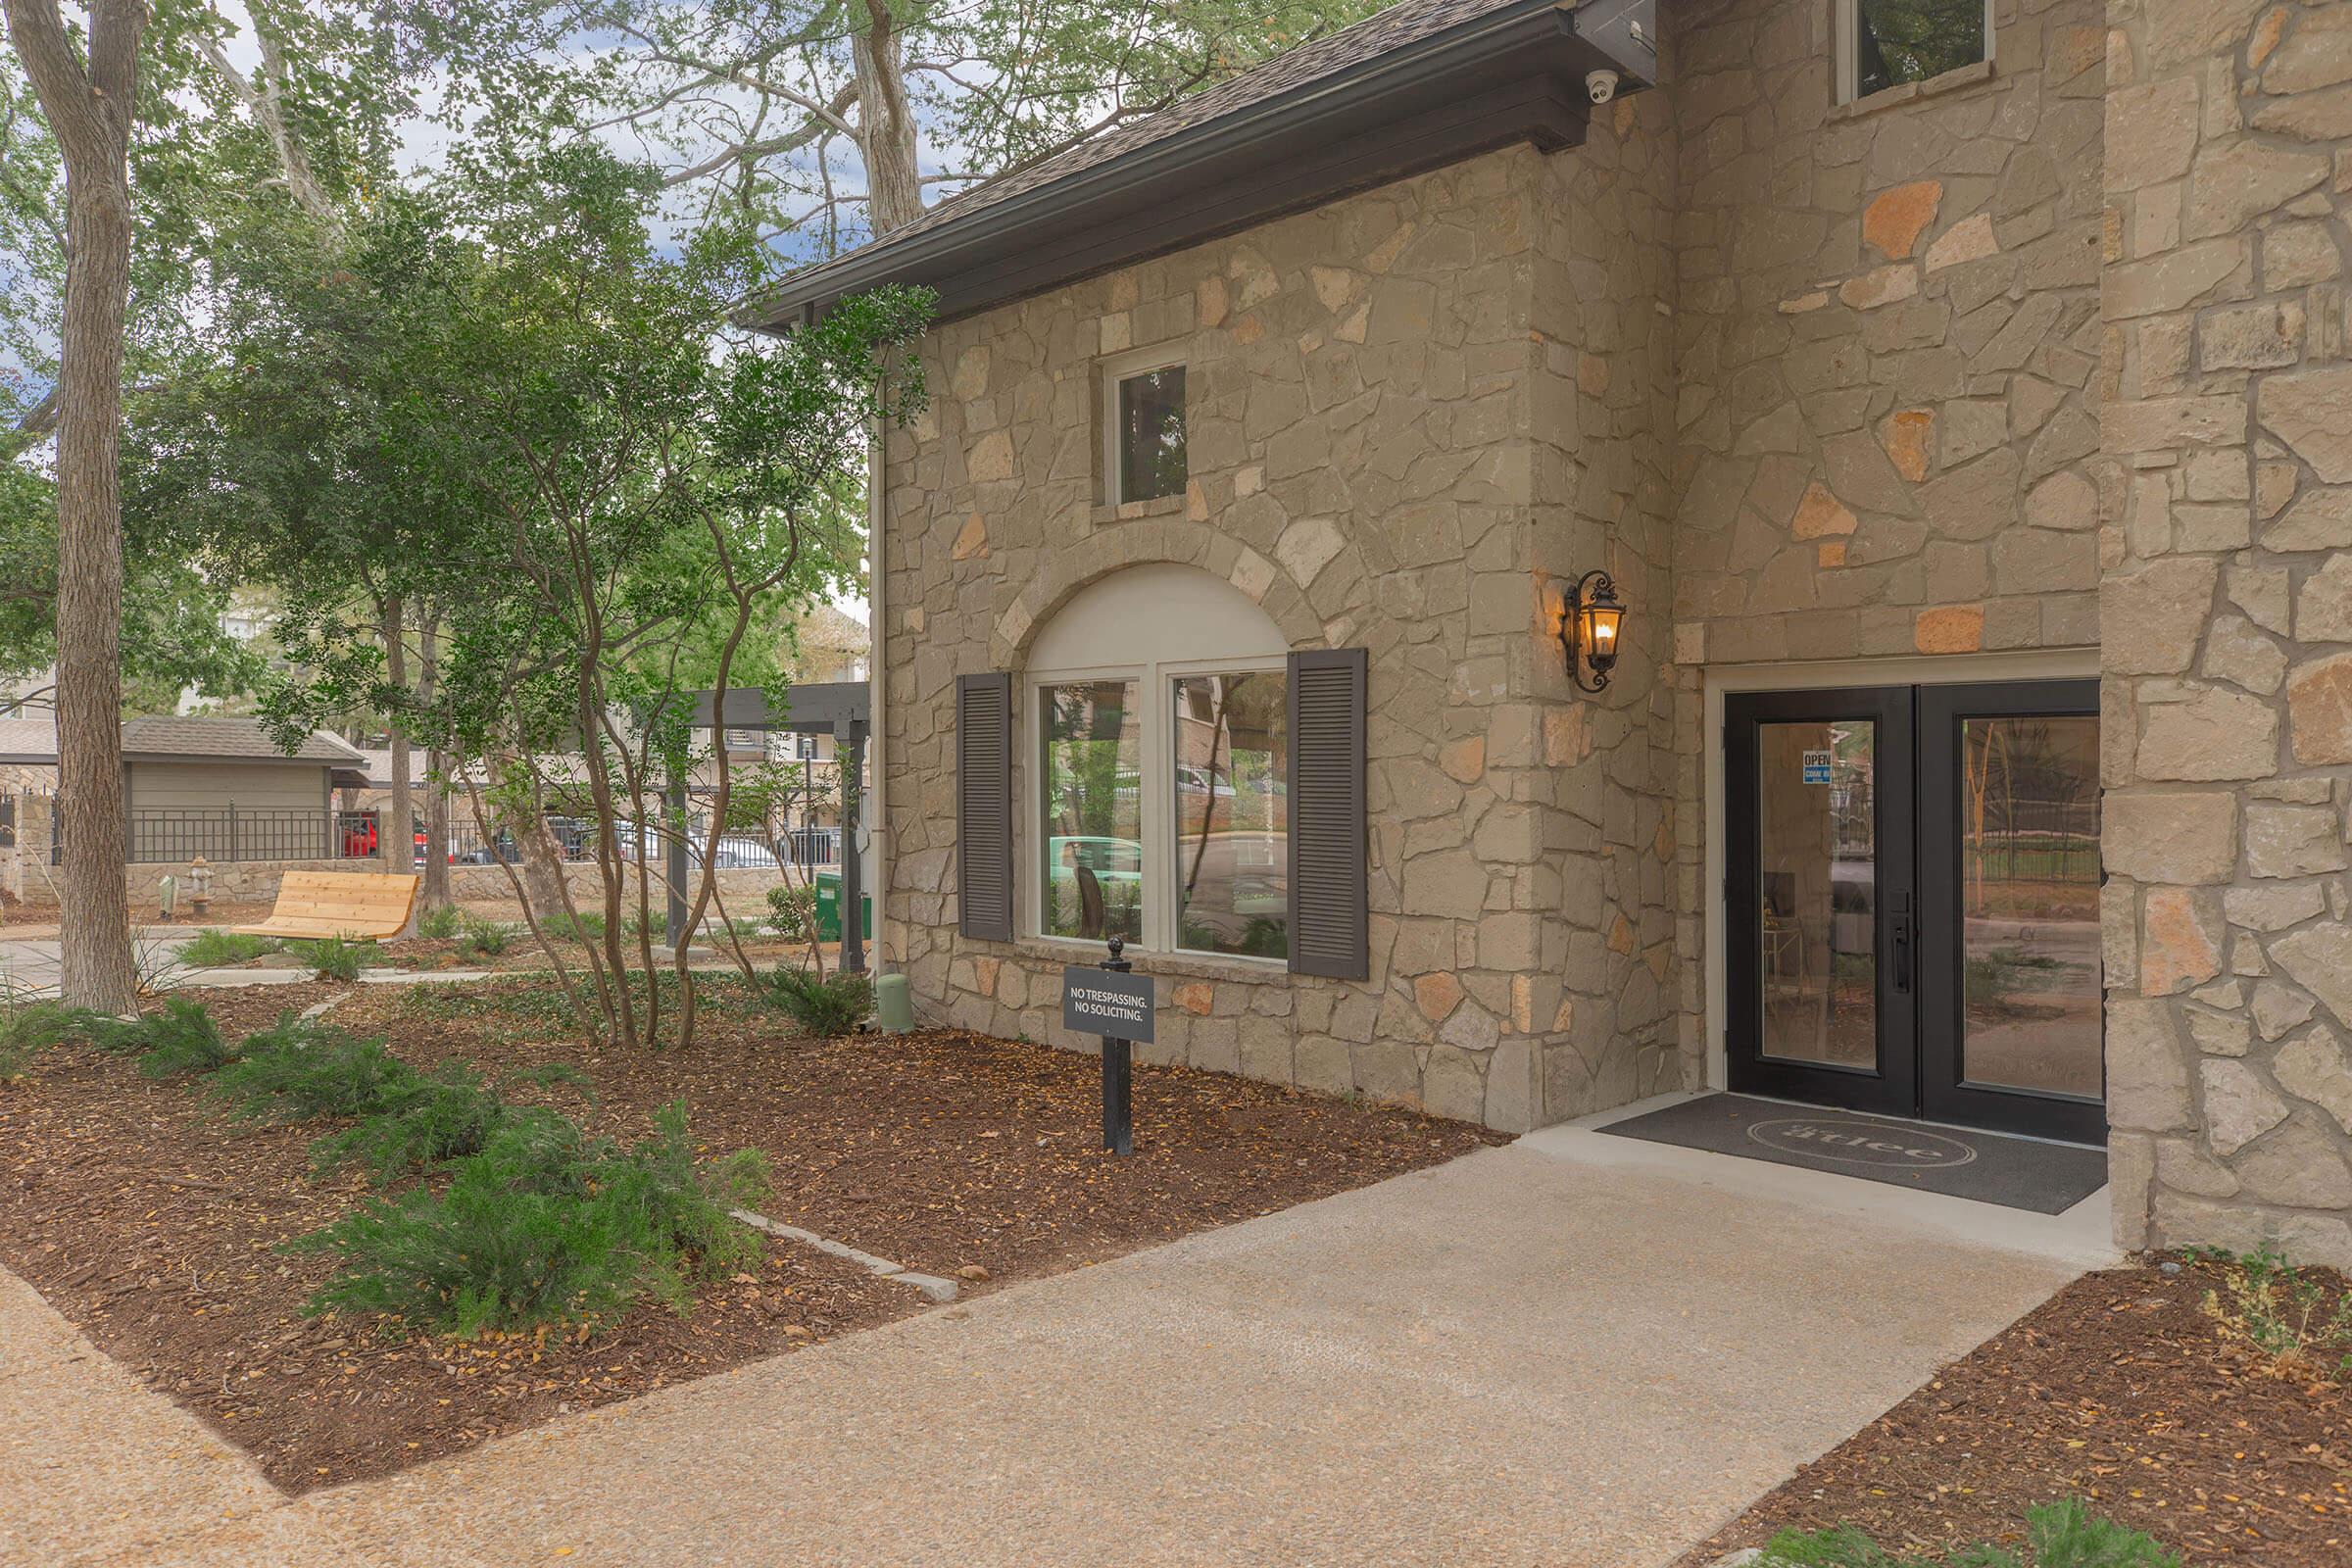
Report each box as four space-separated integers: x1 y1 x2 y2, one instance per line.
1724 687 1917 1117
1917 680 2104 1143
1724 679 2104 1144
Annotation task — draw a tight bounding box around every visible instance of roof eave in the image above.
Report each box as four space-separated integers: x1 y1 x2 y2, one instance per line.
747 0 1658 330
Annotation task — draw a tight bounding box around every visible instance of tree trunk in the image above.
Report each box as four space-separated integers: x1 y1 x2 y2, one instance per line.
854 0 923 235
5 0 144 1013
417 614 451 911
378 596 413 906
488 753 570 920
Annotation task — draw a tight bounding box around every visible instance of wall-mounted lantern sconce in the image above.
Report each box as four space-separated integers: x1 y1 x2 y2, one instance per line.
1559 569 1626 693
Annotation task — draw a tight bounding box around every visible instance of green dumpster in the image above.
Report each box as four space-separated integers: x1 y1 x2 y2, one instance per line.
813 868 872 942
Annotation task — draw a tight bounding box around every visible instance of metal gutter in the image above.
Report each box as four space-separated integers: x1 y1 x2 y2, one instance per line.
748 0 1657 329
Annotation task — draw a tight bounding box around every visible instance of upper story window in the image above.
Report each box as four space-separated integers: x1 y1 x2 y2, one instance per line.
1839 0 1990 103
1102 348 1187 504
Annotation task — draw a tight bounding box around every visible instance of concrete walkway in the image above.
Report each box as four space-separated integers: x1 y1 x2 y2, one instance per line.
8 1115 2100 1568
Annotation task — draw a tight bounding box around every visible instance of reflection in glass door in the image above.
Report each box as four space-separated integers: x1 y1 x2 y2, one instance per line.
1920 682 2103 1141
1725 689 1915 1116
1726 679 2102 1142
1755 720 1878 1070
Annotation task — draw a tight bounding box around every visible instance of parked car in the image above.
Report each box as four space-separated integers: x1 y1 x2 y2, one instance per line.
455 829 519 865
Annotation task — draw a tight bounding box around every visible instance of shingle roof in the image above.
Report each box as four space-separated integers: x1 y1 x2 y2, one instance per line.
122 715 367 764
0 714 365 765
0 716 56 762
865 0 1528 252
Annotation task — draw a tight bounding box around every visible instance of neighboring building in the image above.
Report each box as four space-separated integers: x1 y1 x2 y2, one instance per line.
0 714 370 859
753 0 2352 1263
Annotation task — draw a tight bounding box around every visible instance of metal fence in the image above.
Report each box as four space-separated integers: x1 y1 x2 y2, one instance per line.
40 797 841 871
436 817 840 869
52 806 383 864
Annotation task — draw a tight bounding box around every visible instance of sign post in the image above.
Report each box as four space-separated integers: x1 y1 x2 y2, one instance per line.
1062 936 1153 1156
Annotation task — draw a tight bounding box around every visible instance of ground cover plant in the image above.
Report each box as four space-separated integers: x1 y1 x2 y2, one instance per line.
81 995 240 1078
295 1103 769 1337
175 929 283 967
1684 1254 2352 1565
1 973 1495 1490
0 1000 86 1084
1753 1498 2177 1566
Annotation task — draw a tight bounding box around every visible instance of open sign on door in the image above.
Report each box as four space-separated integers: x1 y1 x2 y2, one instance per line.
1800 749 1833 784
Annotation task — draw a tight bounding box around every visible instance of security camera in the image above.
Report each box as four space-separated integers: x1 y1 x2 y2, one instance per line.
1586 69 1619 106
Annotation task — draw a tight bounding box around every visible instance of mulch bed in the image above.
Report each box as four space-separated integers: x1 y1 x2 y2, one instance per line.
1681 1256 2352 1566
0 974 1497 1494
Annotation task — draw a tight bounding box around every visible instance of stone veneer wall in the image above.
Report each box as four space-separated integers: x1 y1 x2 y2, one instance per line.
1529 94 1687 1119
2100 0 2352 1268
1663 0 2109 1083
879 108 1679 1131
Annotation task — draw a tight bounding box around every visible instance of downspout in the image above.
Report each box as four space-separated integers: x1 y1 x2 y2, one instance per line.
865 416 889 967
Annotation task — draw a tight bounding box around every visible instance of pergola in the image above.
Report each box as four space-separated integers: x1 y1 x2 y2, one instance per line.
675 681 869 973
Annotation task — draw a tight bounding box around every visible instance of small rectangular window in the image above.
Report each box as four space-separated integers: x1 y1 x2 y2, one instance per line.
1115 366 1187 503
1172 671 1288 960
1041 679 1144 944
1843 0 1988 102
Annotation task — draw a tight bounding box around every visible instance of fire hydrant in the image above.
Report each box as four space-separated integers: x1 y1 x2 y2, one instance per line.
187 857 213 916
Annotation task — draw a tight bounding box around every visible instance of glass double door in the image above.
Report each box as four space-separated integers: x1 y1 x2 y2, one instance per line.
1725 681 2103 1143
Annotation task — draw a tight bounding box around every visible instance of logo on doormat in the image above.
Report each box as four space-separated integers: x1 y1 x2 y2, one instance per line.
1745 1116 1979 1169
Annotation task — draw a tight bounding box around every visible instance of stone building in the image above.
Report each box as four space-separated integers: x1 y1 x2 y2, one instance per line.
755 0 2352 1263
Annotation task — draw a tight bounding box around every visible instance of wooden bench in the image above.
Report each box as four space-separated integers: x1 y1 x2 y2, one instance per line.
231 869 419 941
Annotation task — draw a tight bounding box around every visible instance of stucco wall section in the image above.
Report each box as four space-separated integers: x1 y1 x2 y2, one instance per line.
2099 0 2352 1269
880 109 1678 1131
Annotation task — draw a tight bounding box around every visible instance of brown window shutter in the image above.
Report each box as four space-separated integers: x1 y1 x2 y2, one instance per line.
956 672 1014 941
1287 648 1368 979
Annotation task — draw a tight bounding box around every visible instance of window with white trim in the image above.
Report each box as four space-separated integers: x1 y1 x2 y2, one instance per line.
1102 347 1187 504
1027 564 1289 960
1838 0 1991 103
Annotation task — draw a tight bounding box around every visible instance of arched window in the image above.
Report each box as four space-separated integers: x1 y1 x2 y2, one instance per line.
1026 564 1291 960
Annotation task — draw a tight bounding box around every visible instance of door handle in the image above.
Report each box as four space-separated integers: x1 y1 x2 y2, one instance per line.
1891 914 1913 994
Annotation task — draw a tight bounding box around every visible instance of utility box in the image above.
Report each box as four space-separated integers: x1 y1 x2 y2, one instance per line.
812 868 871 943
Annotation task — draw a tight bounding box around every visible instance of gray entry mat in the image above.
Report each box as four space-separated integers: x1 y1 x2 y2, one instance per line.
1595 1094 2106 1214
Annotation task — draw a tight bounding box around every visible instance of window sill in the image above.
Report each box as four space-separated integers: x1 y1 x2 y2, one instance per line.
1011 935 1290 986
1826 58 1994 122
1088 493 1187 527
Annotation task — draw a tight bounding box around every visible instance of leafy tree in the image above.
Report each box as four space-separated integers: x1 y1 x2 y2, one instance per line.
420 0 1390 257
262 143 930 1050
1 0 428 1006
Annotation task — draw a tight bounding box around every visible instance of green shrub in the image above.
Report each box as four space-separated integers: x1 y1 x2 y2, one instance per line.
764 882 816 942
206 1017 421 1124
2198 1246 2352 1378
83 997 239 1079
175 929 282 967
454 915 510 958
309 1064 527 1184
760 964 871 1035
1755 1498 2178 1568
288 936 377 981
415 904 465 941
290 1101 768 1337
0 1000 93 1083
542 911 607 944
